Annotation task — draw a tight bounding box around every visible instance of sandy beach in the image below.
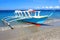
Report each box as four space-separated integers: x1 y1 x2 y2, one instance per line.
0 19 60 40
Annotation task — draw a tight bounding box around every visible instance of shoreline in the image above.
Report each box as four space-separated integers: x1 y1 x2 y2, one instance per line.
0 19 60 40
0 19 60 31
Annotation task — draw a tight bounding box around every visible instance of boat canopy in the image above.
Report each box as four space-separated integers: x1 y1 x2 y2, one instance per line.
15 9 42 17
15 9 53 18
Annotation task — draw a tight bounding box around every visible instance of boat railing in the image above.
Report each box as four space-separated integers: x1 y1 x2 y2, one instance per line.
15 10 41 18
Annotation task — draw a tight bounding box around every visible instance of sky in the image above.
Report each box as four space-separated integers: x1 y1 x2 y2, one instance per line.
0 0 60 10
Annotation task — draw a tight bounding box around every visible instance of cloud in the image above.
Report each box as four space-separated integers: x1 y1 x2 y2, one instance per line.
35 6 40 9
49 6 53 9
54 6 60 8
41 6 45 8
40 6 60 9
45 6 49 9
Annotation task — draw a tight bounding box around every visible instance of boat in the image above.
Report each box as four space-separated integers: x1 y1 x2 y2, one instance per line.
15 9 53 24
0 9 53 29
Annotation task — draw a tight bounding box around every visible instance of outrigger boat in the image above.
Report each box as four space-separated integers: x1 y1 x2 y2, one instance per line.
15 9 53 24
1 9 53 29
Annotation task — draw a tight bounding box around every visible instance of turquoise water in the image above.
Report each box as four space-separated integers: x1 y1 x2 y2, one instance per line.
0 10 60 27
0 10 60 19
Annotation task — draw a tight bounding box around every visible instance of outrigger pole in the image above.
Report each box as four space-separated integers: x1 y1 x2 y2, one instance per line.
1 19 14 29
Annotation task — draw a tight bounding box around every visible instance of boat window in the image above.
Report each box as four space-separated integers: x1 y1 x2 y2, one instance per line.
36 11 40 16
25 12 29 16
15 13 19 16
30 12 35 16
18 13 22 16
22 12 25 16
